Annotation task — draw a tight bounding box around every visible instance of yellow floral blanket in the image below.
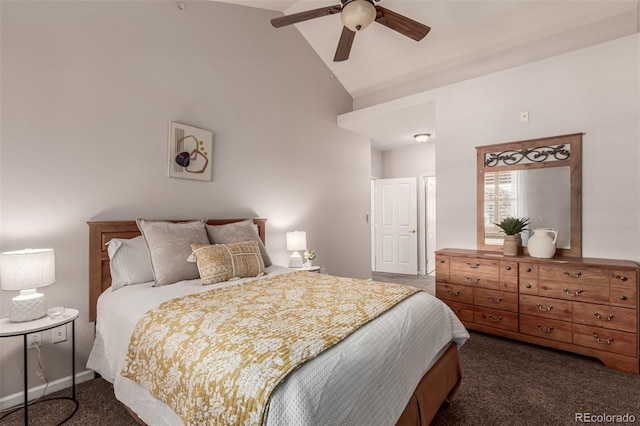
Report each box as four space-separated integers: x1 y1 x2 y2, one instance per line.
120 271 418 426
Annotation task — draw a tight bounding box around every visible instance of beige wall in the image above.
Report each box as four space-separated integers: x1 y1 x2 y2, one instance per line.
363 33 639 277
0 1 372 399
433 34 640 259
379 142 436 179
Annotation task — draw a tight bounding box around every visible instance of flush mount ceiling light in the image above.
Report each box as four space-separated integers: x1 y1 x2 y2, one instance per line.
414 133 432 143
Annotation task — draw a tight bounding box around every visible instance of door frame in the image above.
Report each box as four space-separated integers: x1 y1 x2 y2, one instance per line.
418 175 427 275
371 175 435 276
420 174 436 275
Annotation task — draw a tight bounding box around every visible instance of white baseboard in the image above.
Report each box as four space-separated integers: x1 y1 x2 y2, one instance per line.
0 370 95 410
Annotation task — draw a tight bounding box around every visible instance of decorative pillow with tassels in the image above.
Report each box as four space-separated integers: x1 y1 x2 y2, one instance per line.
188 241 265 285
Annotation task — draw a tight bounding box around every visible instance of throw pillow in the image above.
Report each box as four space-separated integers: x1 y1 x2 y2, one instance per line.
137 218 209 286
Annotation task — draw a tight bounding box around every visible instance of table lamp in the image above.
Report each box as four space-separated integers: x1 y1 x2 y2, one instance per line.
0 248 55 322
286 231 306 268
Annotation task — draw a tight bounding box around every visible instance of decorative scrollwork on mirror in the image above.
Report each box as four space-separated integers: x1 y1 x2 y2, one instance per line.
477 133 582 257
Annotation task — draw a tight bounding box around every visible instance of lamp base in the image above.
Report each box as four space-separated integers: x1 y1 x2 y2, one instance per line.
289 252 303 268
10 290 47 322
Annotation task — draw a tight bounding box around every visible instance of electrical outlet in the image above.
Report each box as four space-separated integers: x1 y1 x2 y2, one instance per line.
27 332 42 349
52 325 67 343
520 111 529 123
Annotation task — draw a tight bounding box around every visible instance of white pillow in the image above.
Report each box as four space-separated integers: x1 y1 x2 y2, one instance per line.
107 236 154 291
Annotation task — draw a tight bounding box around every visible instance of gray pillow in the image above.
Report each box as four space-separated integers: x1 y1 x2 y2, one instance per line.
206 219 272 267
136 218 209 286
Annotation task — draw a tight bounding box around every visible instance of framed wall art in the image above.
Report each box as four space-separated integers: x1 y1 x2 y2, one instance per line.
168 121 213 181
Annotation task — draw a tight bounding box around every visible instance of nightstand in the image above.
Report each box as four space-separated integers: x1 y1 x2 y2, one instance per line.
294 266 321 273
0 308 79 425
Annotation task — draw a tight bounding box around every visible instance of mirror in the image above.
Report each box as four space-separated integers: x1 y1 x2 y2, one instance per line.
483 167 571 248
477 133 582 257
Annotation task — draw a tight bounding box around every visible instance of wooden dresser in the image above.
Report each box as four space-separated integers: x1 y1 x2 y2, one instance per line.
436 248 640 373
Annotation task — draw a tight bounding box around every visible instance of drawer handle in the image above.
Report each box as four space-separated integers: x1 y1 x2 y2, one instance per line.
440 259 445 264
594 312 614 321
563 288 582 297
447 289 461 296
526 284 532 289
593 334 613 345
488 296 502 304
536 324 553 333
537 303 553 312
505 266 511 271
489 314 502 322
620 295 628 301
563 270 582 279
488 314 502 323
619 275 628 282
525 267 532 273
466 262 480 269
466 277 480 283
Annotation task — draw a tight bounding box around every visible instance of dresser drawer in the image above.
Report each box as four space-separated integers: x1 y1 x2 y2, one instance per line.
436 282 473 304
474 306 518 331
520 262 539 278
519 294 572 321
573 324 637 357
540 265 609 286
450 257 499 276
442 300 474 323
610 285 637 309
610 269 637 289
499 261 518 292
435 255 450 282
450 270 500 290
519 278 539 295
573 302 637 333
474 288 518 313
539 279 609 304
520 314 572 343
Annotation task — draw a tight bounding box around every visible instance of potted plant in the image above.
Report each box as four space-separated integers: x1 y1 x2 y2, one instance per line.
304 250 316 267
494 217 530 256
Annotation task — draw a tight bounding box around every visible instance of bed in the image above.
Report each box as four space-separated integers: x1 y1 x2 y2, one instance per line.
87 218 469 426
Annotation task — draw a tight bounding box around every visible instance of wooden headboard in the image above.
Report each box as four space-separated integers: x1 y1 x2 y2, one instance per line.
87 218 267 322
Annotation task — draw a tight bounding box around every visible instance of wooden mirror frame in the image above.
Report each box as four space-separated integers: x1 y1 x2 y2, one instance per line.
476 133 582 257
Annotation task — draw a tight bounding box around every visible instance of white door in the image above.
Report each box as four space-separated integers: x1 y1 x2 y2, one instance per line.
374 178 418 274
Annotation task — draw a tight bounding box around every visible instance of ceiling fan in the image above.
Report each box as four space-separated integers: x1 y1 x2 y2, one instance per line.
270 0 431 62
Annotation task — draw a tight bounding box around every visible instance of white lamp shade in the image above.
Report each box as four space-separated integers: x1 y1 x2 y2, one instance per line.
341 0 377 32
0 248 55 291
286 232 307 251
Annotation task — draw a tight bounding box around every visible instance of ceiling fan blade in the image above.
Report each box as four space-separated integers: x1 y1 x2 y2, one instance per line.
271 5 341 28
334 26 356 62
374 6 431 41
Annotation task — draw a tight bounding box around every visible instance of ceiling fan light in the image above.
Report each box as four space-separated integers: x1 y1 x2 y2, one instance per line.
341 0 376 32
414 133 431 143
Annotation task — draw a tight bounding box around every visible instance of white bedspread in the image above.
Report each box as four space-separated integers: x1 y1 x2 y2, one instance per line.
87 266 469 426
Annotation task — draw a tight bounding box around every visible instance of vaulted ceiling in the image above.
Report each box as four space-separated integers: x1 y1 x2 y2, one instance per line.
217 0 638 150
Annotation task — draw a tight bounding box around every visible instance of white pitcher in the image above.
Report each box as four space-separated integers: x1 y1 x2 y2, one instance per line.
527 228 558 258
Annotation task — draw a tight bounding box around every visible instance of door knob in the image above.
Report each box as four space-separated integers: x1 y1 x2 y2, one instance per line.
409 229 416 233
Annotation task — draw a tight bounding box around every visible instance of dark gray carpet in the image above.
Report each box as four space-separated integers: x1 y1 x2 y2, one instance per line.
433 332 640 425
1 331 638 425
